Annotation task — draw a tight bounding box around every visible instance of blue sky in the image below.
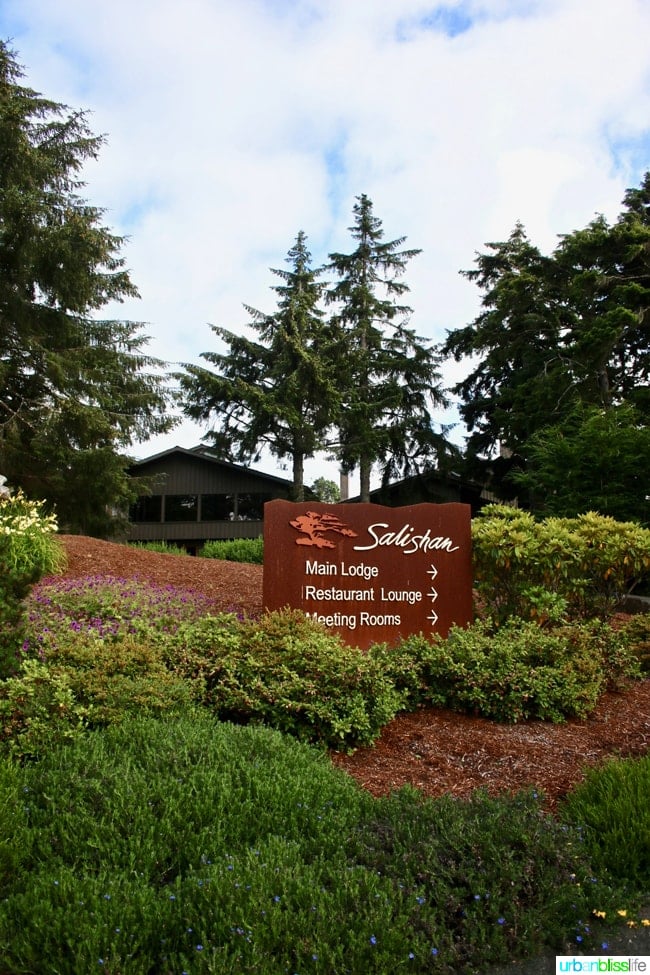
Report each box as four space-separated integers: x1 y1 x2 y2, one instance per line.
2 0 650 487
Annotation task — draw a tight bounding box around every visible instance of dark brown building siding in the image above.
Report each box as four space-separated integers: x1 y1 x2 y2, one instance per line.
125 447 295 551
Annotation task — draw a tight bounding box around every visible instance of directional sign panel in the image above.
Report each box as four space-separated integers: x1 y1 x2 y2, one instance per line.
263 501 473 649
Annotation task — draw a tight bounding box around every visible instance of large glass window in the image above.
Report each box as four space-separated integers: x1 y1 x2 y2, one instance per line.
201 494 232 521
165 494 198 522
130 495 162 523
236 493 273 520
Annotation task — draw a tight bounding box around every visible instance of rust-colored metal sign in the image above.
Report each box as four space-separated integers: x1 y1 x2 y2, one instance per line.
263 501 472 649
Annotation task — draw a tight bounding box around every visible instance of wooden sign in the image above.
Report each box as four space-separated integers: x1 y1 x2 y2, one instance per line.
263 501 472 649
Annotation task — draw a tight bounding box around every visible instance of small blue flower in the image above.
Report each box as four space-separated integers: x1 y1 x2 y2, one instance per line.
169 894 176 900
576 936 583 943
370 935 377 945
416 895 425 905
273 895 281 903
431 947 439 956
409 951 415 959
474 894 481 900
196 944 204 951
497 917 505 925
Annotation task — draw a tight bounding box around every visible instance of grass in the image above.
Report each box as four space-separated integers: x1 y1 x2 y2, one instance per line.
0 571 648 973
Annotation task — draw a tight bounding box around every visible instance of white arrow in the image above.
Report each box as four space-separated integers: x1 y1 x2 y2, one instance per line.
427 610 438 625
426 564 438 579
428 588 438 602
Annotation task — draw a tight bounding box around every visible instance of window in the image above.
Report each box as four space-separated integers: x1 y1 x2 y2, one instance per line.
201 494 232 521
130 495 162 522
236 493 273 520
165 494 198 522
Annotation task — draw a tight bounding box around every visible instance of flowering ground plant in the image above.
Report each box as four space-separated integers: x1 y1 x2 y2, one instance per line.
24 574 218 656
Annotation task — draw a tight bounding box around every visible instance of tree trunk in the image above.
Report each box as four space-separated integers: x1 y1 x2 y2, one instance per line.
359 457 371 503
292 452 304 502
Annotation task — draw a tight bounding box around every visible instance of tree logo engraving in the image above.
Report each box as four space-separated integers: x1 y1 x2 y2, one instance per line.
289 511 358 548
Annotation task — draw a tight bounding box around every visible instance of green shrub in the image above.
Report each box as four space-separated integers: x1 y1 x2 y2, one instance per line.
0 492 65 676
128 540 190 555
560 753 650 889
472 505 650 623
0 659 89 761
393 619 640 723
170 608 403 749
348 786 624 967
201 536 264 563
44 632 192 727
0 714 635 974
618 611 650 672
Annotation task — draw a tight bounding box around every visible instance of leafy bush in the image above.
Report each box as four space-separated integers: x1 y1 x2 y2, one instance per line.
1 715 638 973
0 575 205 756
560 753 650 889
0 659 89 761
43 632 192 728
201 536 264 563
392 619 640 723
348 786 628 967
472 505 650 623
617 611 650 672
128 540 190 555
170 608 403 749
0 492 65 676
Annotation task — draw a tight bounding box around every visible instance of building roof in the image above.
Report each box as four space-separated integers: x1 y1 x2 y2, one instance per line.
129 445 295 488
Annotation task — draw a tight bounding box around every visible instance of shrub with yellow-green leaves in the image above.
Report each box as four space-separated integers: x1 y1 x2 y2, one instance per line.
472 505 650 624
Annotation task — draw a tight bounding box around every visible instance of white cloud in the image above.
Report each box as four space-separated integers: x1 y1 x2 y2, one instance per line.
2 0 649 486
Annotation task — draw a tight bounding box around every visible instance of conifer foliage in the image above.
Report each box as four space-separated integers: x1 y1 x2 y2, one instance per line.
179 199 450 501
178 232 339 500
327 194 448 501
442 173 650 520
0 42 174 534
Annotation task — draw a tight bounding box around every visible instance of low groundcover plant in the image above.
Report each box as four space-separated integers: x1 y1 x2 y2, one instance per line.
0 713 645 975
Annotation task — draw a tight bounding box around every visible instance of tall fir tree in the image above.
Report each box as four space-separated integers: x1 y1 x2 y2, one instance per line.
327 194 449 502
177 232 339 500
442 222 567 460
442 173 650 513
0 41 174 534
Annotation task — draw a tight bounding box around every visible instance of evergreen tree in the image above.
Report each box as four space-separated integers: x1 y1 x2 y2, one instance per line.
442 222 568 460
0 41 174 534
443 175 650 464
510 403 650 523
177 232 339 501
327 194 449 502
